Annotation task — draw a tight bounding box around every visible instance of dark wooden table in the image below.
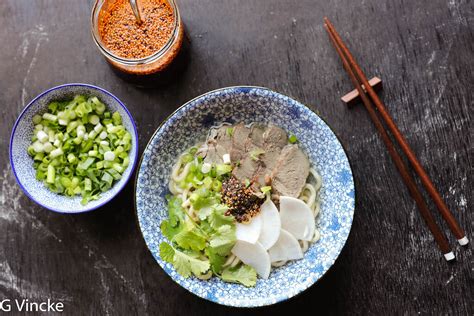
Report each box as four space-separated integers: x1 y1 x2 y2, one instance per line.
1 0 472 315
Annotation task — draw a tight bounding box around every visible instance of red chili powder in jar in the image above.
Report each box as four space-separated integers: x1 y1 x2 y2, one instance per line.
98 0 175 59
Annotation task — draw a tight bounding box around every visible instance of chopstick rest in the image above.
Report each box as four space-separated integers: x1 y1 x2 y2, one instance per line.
341 77 383 107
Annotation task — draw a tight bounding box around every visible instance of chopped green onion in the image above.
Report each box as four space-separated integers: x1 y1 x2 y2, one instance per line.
88 130 98 139
216 164 232 176
244 178 251 188
112 112 122 125
181 154 193 163
261 186 272 194
37 130 48 143
67 121 79 133
42 113 57 121
90 97 105 114
226 127 234 137
189 147 198 155
43 142 53 153
289 134 298 144
33 115 42 124
50 148 63 158
99 131 108 139
96 161 104 169
89 115 100 125
67 153 76 163
94 123 103 133
27 146 36 156
101 172 113 188
46 165 55 184
33 153 44 161
28 95 132 204
60 177 72 188
104 151 115 161
84 178 92 191
250 148 265 161
212 179 222 192
122 157 129 167
88 150 99 157
73 137 82 145
48 130 55 142
202 177 213 189
112 163 124 173
77 157 95 170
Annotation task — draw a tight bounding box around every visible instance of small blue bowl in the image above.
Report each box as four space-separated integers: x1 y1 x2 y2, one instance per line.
10 83 139 213
135 86 355 307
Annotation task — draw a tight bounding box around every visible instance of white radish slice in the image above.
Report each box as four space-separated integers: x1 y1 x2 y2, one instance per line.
279 196 315 241
235 213 262 244
268 229 303 262
257 199 281 249
231 240 271 279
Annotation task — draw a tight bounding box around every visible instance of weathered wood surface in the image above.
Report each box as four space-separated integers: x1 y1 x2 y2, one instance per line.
0 0 472 314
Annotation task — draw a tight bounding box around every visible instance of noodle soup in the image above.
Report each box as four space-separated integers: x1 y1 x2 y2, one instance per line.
160 123 322 286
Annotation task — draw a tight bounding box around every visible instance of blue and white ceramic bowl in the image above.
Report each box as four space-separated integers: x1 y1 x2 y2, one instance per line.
135 86 355 307
10 83 139 213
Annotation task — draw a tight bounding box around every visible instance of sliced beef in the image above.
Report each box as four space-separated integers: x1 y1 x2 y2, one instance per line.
262 125 288 150
211 125 233 154
197 143 218 164
230 123 251 162
199 125 233 164
245 124 265 151
233 125 268 188
249 125 289 188
258 124 288 172
232 155 259 183
203 122 309 200
203 143 229 164
270 144 310 198
249 146 279 190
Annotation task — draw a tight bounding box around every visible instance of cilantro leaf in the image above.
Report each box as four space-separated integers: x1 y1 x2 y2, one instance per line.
198 219 214 235
207 204 234 229
209 225 236 256
173 226 207 251
160 242 210 278
159 242 175 263
173 249 210 278
205 247 227 274
167 196 185 226
221 264 257 287
197 206 213 220
161 219 182 241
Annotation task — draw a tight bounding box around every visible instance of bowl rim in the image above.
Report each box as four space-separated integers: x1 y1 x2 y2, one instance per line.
9 83 139 214
134 85 356 307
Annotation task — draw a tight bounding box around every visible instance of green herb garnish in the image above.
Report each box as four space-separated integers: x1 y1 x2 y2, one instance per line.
244 178 251 188
250 148 265 161
260 186 272 194
289 134 298 144
27 95 132 205
159 147 258 286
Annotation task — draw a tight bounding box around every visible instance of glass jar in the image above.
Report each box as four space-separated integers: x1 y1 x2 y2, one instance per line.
91 0 184 76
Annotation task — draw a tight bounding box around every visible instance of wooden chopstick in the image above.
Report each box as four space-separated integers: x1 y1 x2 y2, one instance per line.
324 17 468 247
323 23 454 261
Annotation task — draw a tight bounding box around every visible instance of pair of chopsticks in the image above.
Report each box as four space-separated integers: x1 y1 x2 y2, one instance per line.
323 18 468 261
